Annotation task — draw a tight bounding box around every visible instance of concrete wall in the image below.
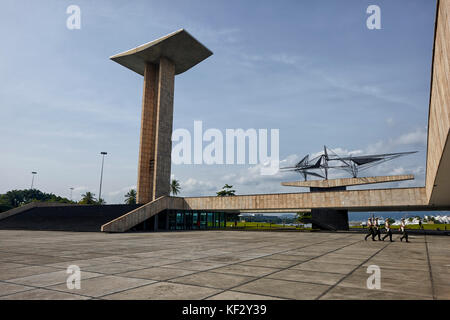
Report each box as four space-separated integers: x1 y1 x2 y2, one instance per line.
426 0 450 206
0 204 141 232
182 187 428 212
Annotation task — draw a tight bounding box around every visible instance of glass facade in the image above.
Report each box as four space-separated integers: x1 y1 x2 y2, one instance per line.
132 210 238 232
165 210 235 231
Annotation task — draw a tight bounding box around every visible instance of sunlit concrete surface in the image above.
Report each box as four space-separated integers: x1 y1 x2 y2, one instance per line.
0 230 449 300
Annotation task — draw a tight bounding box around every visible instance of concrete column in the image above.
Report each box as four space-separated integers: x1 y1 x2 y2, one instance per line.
137 63 159 204
136 58 175 203
153 57 175 200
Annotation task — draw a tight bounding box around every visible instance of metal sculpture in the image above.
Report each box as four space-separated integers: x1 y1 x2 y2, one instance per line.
281 146 417 180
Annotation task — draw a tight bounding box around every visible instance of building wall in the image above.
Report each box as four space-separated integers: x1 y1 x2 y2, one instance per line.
426 0 450 205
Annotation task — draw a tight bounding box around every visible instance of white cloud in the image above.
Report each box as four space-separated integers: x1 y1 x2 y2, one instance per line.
107 185 136 197
180 178 218 196
367 127 427 154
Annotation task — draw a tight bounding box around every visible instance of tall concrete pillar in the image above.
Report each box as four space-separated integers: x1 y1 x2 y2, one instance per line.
110 29 212 203
137 58 175 203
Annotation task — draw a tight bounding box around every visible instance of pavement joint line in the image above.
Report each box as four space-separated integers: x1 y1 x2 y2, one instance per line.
203 234 360 300
424 233 436 300
315 236 396 300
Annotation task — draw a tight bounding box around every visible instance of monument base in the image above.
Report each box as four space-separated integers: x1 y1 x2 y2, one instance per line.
311 209 349 231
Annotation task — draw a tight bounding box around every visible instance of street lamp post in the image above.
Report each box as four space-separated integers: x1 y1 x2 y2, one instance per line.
69 187 74 201
98 152 107 204
30 171 37 189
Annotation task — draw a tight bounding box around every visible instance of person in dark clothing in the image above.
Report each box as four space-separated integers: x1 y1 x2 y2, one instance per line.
374 218 382 241
365 218 375 241
400 218 409 242
382 219 393 242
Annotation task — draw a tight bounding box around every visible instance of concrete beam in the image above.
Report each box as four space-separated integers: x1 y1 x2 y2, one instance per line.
181 187 430 212
281 175 414 188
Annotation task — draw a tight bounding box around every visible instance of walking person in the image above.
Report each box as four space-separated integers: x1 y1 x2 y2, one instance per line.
382 218 393 242
365 218 375 241
400 218 409 242
374 218 382 241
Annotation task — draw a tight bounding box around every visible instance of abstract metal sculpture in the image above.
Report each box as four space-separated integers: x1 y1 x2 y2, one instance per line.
281 146 417 180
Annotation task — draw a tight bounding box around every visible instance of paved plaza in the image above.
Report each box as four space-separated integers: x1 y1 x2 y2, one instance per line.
0 230 449 300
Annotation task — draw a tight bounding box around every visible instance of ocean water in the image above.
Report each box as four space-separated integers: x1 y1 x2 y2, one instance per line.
349 211 450 222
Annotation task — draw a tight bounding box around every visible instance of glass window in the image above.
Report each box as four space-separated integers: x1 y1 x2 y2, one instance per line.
168 212 176 230
201 212 207 229
185 212 192 230
207 213 214 228
176 212 184 230
193 212 199 230
220 212 225 228
214 212 220 228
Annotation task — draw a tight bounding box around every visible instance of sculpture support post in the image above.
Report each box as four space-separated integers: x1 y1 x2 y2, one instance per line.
137 58 175 203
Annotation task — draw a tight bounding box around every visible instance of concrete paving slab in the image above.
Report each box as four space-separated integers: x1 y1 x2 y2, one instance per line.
0 262 28 270
103 281 220 300
267 269 344 286
0 266 59 281
48 275 154 297
83 263 148 275
207 291 284 300
0 288 90 300
210 264 280 277
164 261 227 271
319 285 432 300
6 270 102 287
117 267 197 281
290 261 357 274
233 278 330 300
0 282 34 297
239 258 298 269
170 271 256 290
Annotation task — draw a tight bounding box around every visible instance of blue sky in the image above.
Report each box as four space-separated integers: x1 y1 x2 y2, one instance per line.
0 0 437 203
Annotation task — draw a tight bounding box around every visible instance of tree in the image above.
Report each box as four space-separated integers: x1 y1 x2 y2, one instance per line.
296 211 312 223
386 218 395 224
79 192 97 205
170 179 181 196
0 189 74 212
217 184 235 197
124 189 137 204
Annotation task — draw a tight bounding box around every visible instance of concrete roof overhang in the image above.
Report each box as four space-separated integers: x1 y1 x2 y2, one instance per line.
110 29 213 76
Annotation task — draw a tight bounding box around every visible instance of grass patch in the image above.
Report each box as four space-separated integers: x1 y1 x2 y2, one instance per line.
225 221 312 231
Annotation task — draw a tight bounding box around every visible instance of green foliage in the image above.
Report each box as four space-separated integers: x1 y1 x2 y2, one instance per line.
170 179 181 196
296 211 312 223
79 192 98 205
0 189 75 212
124 189 137 204
386 218 395 224
217 184 236 197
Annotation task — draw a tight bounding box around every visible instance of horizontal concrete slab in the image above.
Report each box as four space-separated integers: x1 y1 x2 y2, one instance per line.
282 175 414 188
110 29 213 75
